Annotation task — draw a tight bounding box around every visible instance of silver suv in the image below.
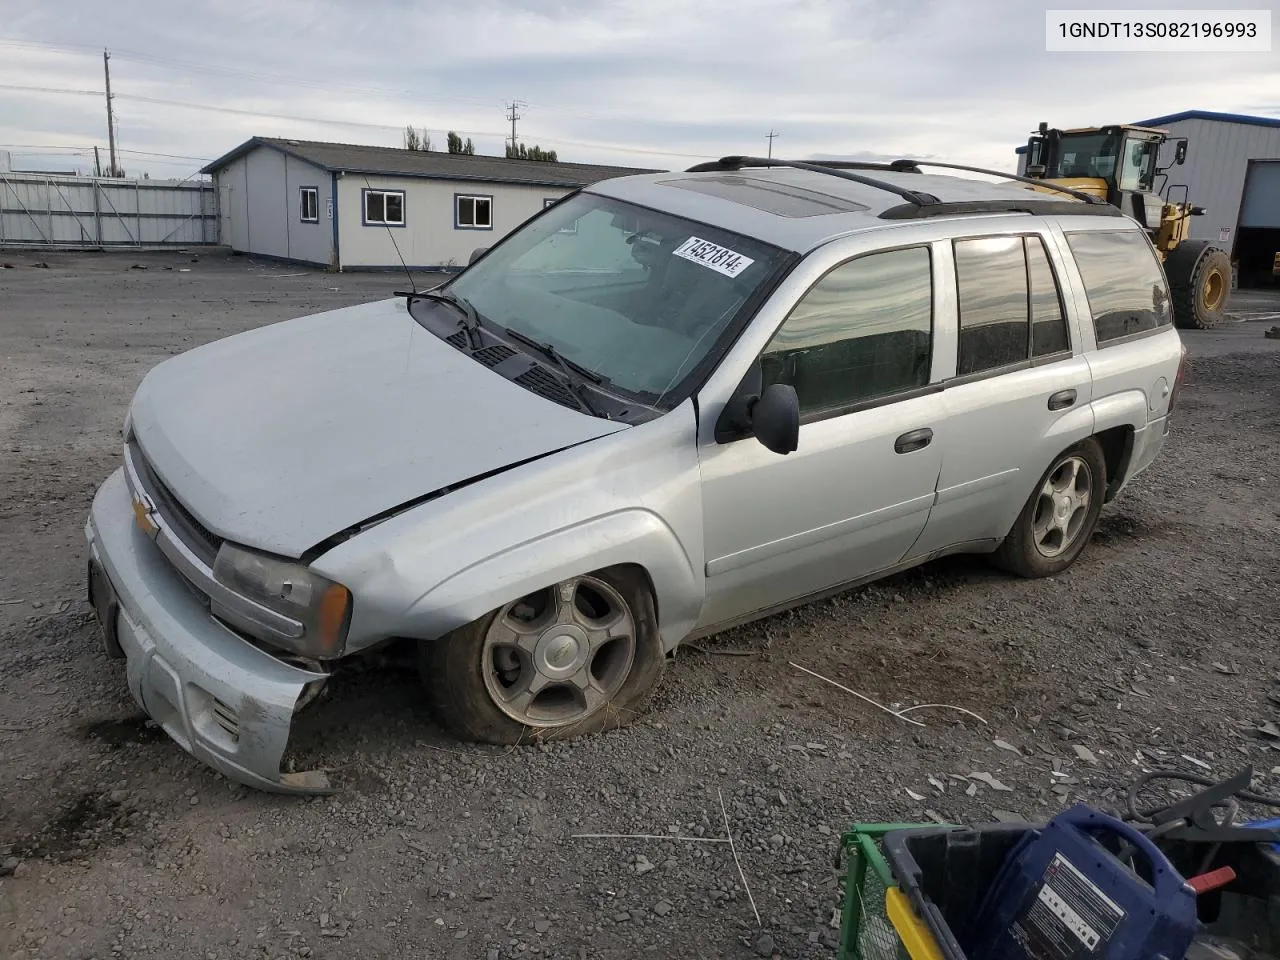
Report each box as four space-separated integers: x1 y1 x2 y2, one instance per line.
86 157 1186 792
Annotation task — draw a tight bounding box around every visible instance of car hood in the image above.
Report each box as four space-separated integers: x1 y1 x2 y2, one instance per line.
129 297 627 557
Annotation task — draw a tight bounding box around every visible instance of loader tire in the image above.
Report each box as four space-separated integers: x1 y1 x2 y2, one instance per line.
1166 240 1231 330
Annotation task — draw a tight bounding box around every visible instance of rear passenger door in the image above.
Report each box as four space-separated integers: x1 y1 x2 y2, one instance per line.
907 231 1094 557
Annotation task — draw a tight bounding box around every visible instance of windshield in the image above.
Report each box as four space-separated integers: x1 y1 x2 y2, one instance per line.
445 192 790 402
1054 133 1121 180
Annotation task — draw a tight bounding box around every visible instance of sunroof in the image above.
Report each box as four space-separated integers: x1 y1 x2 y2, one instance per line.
657 175 870 218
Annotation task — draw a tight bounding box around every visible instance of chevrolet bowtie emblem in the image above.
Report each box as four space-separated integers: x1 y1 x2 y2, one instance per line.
132 495 159 537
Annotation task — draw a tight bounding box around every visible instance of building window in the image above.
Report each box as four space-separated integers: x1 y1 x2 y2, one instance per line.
455 194 493 230
299 186 319 223
364 189 405 227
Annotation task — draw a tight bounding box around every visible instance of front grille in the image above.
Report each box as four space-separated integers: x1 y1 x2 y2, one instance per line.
514 366 580 410
129 440 223 566
445 330 468 349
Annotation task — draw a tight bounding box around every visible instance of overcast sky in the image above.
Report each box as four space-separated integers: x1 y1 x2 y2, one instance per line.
1 0 1277 179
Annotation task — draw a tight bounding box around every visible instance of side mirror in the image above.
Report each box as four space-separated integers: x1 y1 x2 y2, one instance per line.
468 246 490 265
1174 141 1187 165
751 383 800 455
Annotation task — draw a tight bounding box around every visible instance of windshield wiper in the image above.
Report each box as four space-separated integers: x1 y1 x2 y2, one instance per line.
406 289 483 349
503 327 606 417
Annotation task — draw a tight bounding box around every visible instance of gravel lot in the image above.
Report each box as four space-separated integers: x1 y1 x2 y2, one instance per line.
2 250 1279 960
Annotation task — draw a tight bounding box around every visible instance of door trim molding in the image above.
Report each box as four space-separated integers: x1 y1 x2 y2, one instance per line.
705 491 936 577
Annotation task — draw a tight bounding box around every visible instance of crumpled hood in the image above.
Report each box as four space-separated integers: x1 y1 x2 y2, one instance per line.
129 297 627 557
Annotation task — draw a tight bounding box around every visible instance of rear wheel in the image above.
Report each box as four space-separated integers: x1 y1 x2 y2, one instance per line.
1166 241 1231 330
993 439 1106 578
420 568 665 744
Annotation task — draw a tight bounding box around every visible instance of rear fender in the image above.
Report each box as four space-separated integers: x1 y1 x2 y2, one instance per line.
1090 389 1148 436
403 510 702 651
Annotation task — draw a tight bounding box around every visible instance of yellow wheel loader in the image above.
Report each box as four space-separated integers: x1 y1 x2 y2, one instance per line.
1023 122 1232 329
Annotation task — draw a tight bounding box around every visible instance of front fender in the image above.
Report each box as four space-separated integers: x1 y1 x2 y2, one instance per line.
402 509 702 652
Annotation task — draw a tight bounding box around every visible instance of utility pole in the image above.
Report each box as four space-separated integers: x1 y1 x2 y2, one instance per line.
103 49 119 177
766 130 779 159
506 101 524 153
93 145 102 177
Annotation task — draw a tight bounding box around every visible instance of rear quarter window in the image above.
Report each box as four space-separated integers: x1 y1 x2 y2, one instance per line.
1065 230 1173 344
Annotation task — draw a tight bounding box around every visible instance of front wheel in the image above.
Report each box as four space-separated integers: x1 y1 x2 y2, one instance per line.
993 439 1107 578
420 568 665 744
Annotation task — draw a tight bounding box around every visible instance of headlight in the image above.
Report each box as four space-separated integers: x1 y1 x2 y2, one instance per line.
212 543 352 658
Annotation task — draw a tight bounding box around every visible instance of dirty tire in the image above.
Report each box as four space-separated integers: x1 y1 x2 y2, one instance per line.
420 567 665 745
1166 241 1231 330
993 438 1107 579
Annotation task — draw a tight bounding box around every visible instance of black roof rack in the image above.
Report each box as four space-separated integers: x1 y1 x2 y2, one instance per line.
684 156 941 206
682 155 1119 221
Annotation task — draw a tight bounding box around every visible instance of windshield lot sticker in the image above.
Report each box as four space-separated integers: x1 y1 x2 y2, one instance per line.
673 237 755 278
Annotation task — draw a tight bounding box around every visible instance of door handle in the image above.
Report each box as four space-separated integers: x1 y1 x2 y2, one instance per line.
1047 388 1077 411
894 427 933 454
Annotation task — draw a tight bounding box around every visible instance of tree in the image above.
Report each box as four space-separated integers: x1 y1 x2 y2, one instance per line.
463 137 474 155
505 142 558 162
403 126 433 152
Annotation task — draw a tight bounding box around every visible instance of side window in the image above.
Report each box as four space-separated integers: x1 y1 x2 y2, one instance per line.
954 236 1028 375
761 246 932 417
1066 230 1172 343
1027 237 1070 357
299 186 318 223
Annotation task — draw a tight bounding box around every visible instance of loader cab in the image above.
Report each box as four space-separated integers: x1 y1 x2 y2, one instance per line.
1025 125 1173 231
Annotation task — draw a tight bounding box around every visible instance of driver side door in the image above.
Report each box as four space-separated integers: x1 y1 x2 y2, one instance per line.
696 244 947 628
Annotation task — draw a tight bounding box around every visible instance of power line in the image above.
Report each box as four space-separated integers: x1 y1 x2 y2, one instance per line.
0 82 717 164
0 36 507 109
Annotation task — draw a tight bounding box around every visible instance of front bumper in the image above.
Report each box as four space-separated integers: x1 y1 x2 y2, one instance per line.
85 468 332 794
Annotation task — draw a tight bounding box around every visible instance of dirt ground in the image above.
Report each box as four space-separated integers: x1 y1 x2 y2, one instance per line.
2 250 1280 960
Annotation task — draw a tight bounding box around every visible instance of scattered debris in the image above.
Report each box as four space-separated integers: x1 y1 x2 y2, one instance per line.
0 598 25 606
1182 755 1213 771
905 788 926 801
571 833 728 844
1257 722 1280 740
968 773 1013 792
684 643 756 657
1212 662 1241 676
928 776 946 793
995 739 1022 755
1073 745 1099 764
129 263 148 270
2 262 14 269
31 261 48 268
965 782 979 797
718 788 761 928
652 900 673 917
789 662 925 727
896 703 989 725
924 810 949 825
1265 326 1280 340
990 810 1027 823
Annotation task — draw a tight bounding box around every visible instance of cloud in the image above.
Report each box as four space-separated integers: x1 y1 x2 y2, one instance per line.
1 0 1276 178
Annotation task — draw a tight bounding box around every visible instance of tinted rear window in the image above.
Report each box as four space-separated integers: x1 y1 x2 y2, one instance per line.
1065 230 1172 343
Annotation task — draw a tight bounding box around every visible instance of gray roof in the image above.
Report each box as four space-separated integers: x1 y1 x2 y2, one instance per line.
201 136 661 187
589 166 1118 253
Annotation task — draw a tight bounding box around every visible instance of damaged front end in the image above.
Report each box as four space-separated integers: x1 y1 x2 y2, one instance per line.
86 465 338 795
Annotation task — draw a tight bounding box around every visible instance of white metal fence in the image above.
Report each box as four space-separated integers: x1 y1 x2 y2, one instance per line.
0 173 217 247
